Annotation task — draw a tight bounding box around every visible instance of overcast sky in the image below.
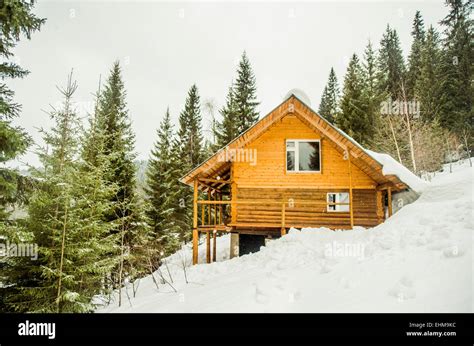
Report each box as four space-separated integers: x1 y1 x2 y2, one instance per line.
9 0 449 167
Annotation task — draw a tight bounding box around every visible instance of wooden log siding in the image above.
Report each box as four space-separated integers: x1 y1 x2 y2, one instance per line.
233 115 377 189
235 188 379 228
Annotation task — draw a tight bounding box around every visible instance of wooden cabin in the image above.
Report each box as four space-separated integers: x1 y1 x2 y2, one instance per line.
180 94 411 265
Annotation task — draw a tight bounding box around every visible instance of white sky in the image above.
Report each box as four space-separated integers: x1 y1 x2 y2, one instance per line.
8 0 449 167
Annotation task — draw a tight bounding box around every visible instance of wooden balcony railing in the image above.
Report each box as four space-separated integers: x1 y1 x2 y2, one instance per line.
196 199 352 233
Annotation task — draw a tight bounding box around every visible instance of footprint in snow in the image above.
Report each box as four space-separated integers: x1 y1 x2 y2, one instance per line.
339 277 354 289
431 225 451 239
276 261 290 270
254 284 270 305
442 244 465 258
388 275 416 301
415 236 430 246
427 240 451 251
320 262 332 274
418 217 431 226
399 275 414 288
374 236 395 250
288 291 301 303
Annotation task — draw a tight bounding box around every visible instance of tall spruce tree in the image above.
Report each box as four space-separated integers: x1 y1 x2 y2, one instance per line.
234 51 260 134
177 84 204 169
416 26 445 123
175 85 204 242
0 1 44 221
98 62 137 216
377 25 406 99
214 84 239 148
318 67 340 123
90 62 151 286
438 0 473 134
361 41 381 145
81 79 104 167
202 138 215 161
145 108 181 258
406 11 426 99
0 0 44 311
4 73 119 312
337 54 371 146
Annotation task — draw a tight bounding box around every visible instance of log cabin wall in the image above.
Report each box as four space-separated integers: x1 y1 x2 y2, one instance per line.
231 114 380 230
232 114 377 189
236 188 379 228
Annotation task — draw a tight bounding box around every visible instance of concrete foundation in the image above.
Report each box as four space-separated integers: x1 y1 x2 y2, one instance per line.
230 233 239 258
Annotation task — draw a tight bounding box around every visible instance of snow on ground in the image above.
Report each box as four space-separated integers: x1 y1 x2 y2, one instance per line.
99 160 473 313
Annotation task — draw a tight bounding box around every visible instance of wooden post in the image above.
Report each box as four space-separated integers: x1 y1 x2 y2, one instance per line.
219 192 223 225
201 196 205 226
281 201 286 236
206 232 211 264
376 190 384 223
347 150 354 229
208 190 212 225
387 187 393 217
231 166 237 224
212 230 217 262
214 191 217 226
192 178 199 265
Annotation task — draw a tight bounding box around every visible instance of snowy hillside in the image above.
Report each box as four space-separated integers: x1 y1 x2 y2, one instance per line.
99 160 473 313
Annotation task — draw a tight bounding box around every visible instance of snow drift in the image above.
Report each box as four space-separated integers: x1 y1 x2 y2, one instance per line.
99 160 472 313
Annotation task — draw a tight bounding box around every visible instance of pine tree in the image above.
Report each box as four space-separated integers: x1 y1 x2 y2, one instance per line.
377 25 406 99
0 1 44 311
202 138 216 160
361 41 382 146
318 68 340 123
406 11 426 99
234 51 260 134
90 62 151 287
0 1 44 221
214 84 239 148
438 0 473 134
337 54 371 146
416 26 445 123
81 78 104 167
177 84 204 169
98 62 137 217
145 109 181 259
175 85 204 242
4 73 119 312
212 52 259 148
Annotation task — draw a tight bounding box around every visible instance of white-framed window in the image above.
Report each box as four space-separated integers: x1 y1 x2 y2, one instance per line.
286 139 321 172
327 192 350 212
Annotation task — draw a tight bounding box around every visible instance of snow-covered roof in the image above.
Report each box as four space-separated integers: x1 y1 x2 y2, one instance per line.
366 150 428 193
327 125 427 193
284 88 311 107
